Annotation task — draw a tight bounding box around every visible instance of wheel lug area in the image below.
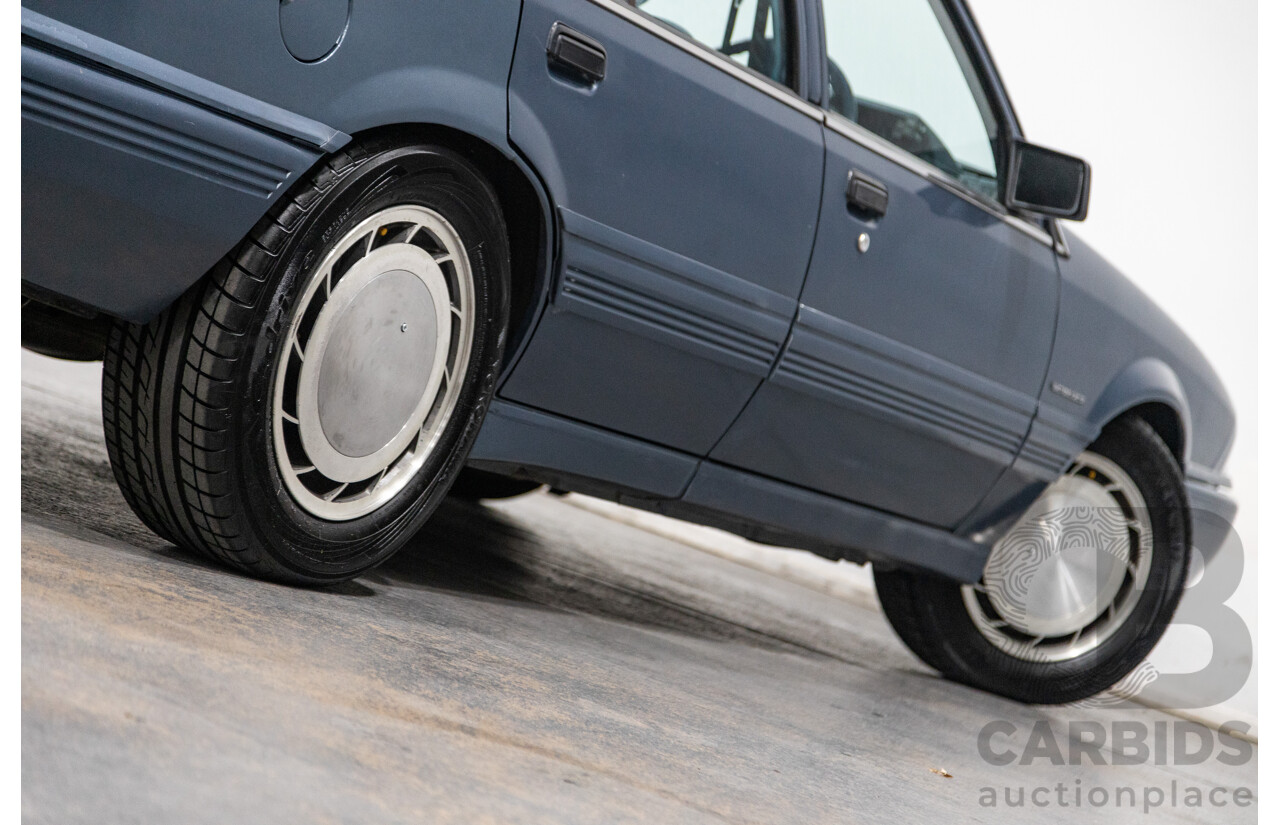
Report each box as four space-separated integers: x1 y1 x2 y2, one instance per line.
272 205 475 521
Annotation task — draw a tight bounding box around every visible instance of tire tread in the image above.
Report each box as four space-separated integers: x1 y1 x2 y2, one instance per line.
102 145 365 580
101 138 509 584
873 416 1190 704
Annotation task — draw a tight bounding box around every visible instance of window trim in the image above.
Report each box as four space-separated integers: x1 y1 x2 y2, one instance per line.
589 0 821 118
814 0 1053 248
586 0 1053 249
933 0 1008 188
825 110 1052 248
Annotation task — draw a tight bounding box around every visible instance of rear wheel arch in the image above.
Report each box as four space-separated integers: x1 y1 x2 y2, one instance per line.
102 138 516 582
297 123 555 375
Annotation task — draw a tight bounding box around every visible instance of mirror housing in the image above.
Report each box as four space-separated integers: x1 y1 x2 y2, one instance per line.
1004 140 1091 221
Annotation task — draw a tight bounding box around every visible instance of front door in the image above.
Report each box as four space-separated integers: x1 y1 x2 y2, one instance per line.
711 0 1059 528
501 0 825 456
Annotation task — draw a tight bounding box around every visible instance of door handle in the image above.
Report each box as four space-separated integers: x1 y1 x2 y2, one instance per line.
846 169 889 218
547 22 607 84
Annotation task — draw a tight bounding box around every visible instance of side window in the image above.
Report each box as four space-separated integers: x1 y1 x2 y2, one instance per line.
822 0 1000 199
627 0 795 89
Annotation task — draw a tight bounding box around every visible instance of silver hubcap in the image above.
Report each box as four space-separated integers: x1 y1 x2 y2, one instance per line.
962 451 1153 662
272 205 475 520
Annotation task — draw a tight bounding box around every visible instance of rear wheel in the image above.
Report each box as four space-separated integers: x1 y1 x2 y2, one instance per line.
874 417 1189 704
101 139 510 584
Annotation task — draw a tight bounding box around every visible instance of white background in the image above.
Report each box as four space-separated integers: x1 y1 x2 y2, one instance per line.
967 0 1259 727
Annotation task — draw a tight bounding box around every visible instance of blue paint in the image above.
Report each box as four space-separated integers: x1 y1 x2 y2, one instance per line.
20 0 1236 579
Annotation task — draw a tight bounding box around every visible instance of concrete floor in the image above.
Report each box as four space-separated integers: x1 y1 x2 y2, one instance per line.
21 352 1257 824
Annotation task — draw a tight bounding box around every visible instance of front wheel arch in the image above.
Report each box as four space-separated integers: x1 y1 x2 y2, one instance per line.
875 416 1191 704
1110 401 1186 474
1087 357 1190 468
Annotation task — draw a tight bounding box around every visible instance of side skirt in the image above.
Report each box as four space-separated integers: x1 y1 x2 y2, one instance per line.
469 399 991 582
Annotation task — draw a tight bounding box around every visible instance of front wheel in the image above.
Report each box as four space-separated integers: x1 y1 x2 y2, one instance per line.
874 417 1190 704
101 139 510 584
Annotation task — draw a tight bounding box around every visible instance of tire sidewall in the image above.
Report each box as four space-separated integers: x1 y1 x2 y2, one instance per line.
232 144 509 581
879 418 1191 703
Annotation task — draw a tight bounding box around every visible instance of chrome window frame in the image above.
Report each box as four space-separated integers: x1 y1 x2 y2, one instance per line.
586 0 819 116
587 0 1054 249
823 112 1052 247
813 0 1053 247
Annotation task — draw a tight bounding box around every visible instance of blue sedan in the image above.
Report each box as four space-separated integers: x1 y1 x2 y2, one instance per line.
20 0 1236 704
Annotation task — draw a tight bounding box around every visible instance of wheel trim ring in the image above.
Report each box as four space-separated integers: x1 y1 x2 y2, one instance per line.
961 451 1155 663
271 204 476 522
293 244 452 482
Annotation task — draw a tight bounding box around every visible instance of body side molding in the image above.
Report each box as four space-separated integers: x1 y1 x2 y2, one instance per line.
22 9 349 151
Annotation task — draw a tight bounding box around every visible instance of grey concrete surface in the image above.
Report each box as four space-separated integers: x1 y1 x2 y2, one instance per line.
21 351 1257 824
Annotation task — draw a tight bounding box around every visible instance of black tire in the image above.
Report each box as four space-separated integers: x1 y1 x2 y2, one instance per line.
873 417 1190 704
101 139 510 584
448 468 544 501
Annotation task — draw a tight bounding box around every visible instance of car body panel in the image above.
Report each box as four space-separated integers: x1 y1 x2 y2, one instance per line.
1046 232 1234 472
710 115 1060 528
20 1 522 319
21 1 521 147
957 231 1237 562
20 0 1239 579
1186 481 1239 568
469 399 992 582
20 18 334 320
500 0 826 454
469 399 699 499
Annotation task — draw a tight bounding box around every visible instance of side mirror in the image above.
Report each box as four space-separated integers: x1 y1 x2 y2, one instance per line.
1004 140 1091 221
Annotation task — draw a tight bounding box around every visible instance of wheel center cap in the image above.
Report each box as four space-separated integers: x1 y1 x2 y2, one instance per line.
275 204 473 519
316 269 437 457
983 476 1130 638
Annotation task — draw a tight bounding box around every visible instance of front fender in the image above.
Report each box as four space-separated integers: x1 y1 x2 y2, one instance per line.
1086 357 1190 465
